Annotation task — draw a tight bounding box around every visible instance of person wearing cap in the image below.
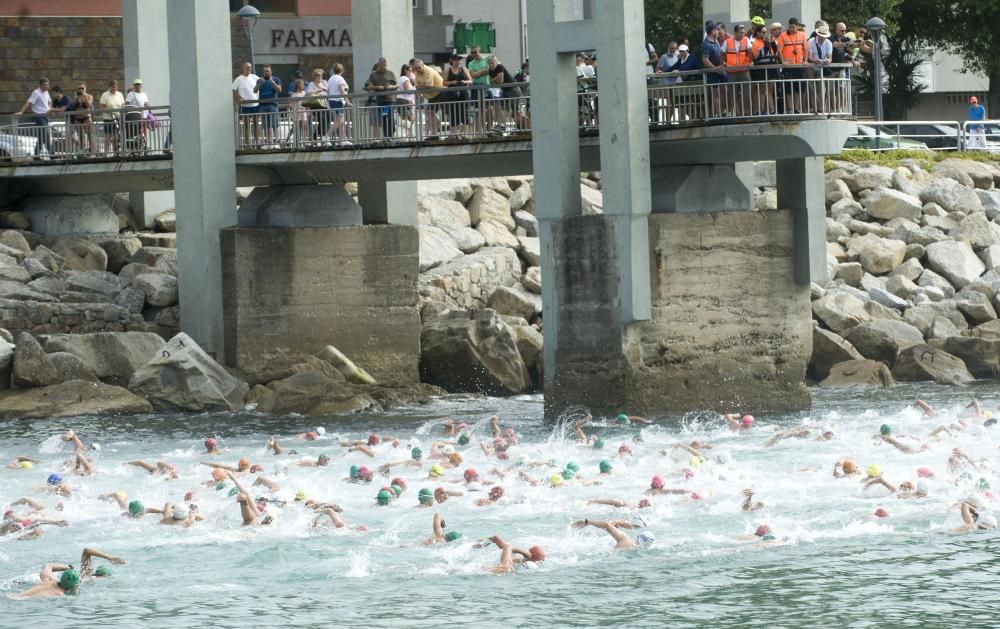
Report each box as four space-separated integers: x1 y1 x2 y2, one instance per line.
421 512 452 545
572 518 653 550
777 18 808 113
954 496 996 532
806 22 833 112
11 561 81 599
79 547 126 579
721 24 753 116
486 535 544 573
701 24 728 118
969 96 988 150
124 77 150 143
364 57 398 140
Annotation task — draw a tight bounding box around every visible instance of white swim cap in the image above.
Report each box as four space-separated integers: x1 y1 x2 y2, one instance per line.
443 445 455 455
715 450 732 465
977 514 997 530
636 532 655 547
91 443 101 451
315 426 326 436
171 506 189 520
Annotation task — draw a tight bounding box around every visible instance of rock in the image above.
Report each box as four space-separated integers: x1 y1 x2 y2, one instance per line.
488 285 542 321
979 244 1000 271
39 332 164 385
20 196 123 234
949 213 997 250
920 178 984 214
831 198 864 218
864 300 905 322
115 287 146 314
844 320 924 366
826 177 853 205
99 237 143 273
922 214 959 232
909 226 949 247
854 235 906 275
925 240 985 289
904 243 925 261
467 187 515 230
0 265 30 283
471 177 515 198
27 276 68 295
319 345 377 385
868 286 910 310
152 253 178 276
847 219 893 238
26 245 66 274
128 332 248 411
418 179 474 204
43 237 108 272
891 258 924 282
927 316 961 341
942 336 1000 378
47 351 98 382
972 319 1000 340
810 327 864 381
0 280 56 302
813 291 870 334
916 269 957 297
827 218 851 242
864 187 923 221
64 270 121 297
252 370 378 416
476 218 520 249
892 169 923 198
12 332 59 387
754 188 777 211
509 183 534 213
892 344 975 384
517 236 540 267
418 196 471 230
933 159 996 190
523 266 542 294
154 210 176 232
118 263 155 286
977 189 1000 218
0 230 31 255
888 217 921 243
836 262 863 287
904 301 968 336
0 211 31 230
510 323 543 387
513 210 538 237
827 242 847 262
420 308 531 395
0 379 152 419
580 185 603 215
444 227 484 254
955 289 998 324
841 166 893 194
819 359 895 387
922 202 947 217
885 275 919 300
417 225 464 272
0 337 12 390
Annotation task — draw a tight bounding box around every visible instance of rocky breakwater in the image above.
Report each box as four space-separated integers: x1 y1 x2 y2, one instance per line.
414 174 603 395
812 157 1000 387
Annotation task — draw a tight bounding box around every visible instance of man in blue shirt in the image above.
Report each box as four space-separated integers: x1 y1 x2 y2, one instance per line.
969 96 988 150
702 24 727 117
254 65 282 147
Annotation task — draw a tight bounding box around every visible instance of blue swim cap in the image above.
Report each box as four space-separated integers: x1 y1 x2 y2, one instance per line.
47 473 63 485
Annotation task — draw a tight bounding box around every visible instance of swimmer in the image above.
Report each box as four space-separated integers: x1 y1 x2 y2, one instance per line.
724 414 756 432
573 416 594 443
586 498 652 510
741 488 764 512
736 524 781 544
6 456 41 469
1 510 68 537
61 429 87 453
416 488 435 507
199 458 252 473
72 453 96 476
878 424 927 454
10 562 81 599
203 437 222 455
953 496 997 533
312 507 350 529
43 473 72 497
833 459 861 478
896 479 929 499
475 485 505 506
422 512 461 545
434 487 463 504
912 399 935 417
862 472 897 494
266 436 284 455
127 460 180 479
158 502 197 526
202 468 228 487
377 448 425 474
294 454 331 467
227 472 272 526
441 418 468 436
486 535 544 574
645 475 688 496
571 518 654 550
612 413 653 425
79 547 126 579
251 476 282 492
346 444 378 458
765 426 831 447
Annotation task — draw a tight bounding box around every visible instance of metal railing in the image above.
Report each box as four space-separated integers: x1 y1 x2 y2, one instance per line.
962 120 1000 152
0 104 171 163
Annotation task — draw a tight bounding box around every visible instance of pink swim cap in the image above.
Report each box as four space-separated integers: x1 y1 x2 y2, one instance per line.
183 491 194 502
741 415 755 427
691 492 703 500
204 438 217 449
916 467 934 478
638 499 651 508
305 431 318 441
874 507 889 518
463 468 478 482
528 545 545 562
651 475 665 489
619 444 632 455
682 468 695 480
358 466 372 480
368 434 381 446
755 524 771 537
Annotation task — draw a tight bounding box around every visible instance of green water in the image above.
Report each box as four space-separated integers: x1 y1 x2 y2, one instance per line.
2 385 999 627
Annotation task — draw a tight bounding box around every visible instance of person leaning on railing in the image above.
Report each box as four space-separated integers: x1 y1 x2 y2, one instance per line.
777 18 807 114
806 23 834 114
364 57 398 140
70 82 95 155
487 55 523 132
411 58 445 136
753 25 783 115
721 23 752 117
443 53 473 136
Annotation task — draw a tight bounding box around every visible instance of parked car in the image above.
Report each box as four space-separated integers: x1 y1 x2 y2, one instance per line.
876 123 961 150
0 125 39 161
844 124 930 151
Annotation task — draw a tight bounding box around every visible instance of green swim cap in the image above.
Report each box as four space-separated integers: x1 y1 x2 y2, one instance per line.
390 484 403 497
761 534 776 542
593 438 605 449
215 481 227 491
94 565 113 577
376 489 392 505
127 500 144 517
880 423 892 436
418 488 434 503
566 462 580 473
561 468 575 480
444 531 462 542
979 478 992 491
458 433 470 446
411 447 422 460
599 460 613 473
350 465 360 479
616 413 630 424
228 487 240 497
59 569 80 590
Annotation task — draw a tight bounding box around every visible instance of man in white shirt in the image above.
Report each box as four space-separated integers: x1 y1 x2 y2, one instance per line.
232 62 260 147
16 77 52 156
99 80 126 154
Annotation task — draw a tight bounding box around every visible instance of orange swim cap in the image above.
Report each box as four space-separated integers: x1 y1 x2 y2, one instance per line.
211 468 226 481
238 458 250 471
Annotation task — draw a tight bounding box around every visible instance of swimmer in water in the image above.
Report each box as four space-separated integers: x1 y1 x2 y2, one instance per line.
251 475 282 492
912 399 935 417
486 535 545 574
127 460 180 479
877 424 927 454
79 547 126 579
422 512 461 545
203 437 222 455
475 485 505 506
586 498 653 510
312 507 351 529
742 488 764 512
10 562 81 599
953 496 997 532
571 518 654 550
833 459 861 477
72 453 96 476
199 458 252 474
6 456 41 469
611 413 653 425
227 472 273 526
61 429 88 453
441 418 468 436
736 524 781 544
645 475 689 496
765 426 832 447
294 454 331 468
158 502 201 526
434 487 463 504
724 414 756 432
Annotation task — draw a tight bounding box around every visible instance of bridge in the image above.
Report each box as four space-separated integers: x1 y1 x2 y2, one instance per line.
0 0 856 418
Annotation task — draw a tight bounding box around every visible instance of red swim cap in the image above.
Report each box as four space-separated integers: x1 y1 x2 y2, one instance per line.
250 464 264 473
464 468 478 482
368 434 381 446
391 477 407 489
305 431 318 441
489 485 505 500
874 507 889 518
917 467 934 478
184 491 194 502
755 525 771 537
358 466 373 480
691 492 703 500
651 475 665 489
204 438 217 449
619 444 632 455
528 545 545 562
638 499 651 508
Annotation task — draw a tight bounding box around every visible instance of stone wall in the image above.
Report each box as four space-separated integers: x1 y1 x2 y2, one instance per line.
221 224 422 385
624 209 812 413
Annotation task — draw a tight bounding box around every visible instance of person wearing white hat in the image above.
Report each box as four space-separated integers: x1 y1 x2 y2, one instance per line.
806 22 833 112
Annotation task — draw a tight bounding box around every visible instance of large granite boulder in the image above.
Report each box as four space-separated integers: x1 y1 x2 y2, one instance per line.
843 320 924 367
43 237 108 272
12 332 60 387
488 285 542 321
853 234 906 275
864 187 922 221
933 159 996 190
841 165 893 193
467 187 515 230
0 379 152 419
417 224 463 272
949 213 998 250
920 178 984 213
133 272 179 307
892 344 975 385
809 327 864 381
819 359 895 387
128 332 248 411
925 240 985 289
903 301 968 336
942 336 1000 379
420 308 531 395
812 291 870 334
39 332 164 385
0 336 13 390
251 370 378 416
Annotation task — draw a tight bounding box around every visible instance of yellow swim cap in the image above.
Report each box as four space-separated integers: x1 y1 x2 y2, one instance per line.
114 490 126 501
985 411 994 419
549 474 563 487
689 455 702 467
430 464 443 477
295 490 306 501
866 464 882 478
18 460 32 469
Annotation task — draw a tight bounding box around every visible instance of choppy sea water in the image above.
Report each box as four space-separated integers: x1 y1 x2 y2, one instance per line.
2 384 1000 627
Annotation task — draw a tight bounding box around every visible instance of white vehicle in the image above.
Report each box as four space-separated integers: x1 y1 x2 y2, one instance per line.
0 126 40 161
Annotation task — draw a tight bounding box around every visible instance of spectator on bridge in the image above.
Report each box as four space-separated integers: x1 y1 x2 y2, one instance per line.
701 25 727 118
467 46 492 131
576 54 595 79
656 41 680 84
364 57 398 140
807 23 834 113
443 53 473 137
327 64 351 145
70 82 95 155
253 65 282 148
99 80 125 155
777 18 807 114
412 58 445 136
285 79 310 147
125 79 150 146
232 62 260 149
968 96 988 150
304 68 330 144
721 24 752 117
488 56 523 131
397 63 416 131
16 78 52 158
753 25 782 115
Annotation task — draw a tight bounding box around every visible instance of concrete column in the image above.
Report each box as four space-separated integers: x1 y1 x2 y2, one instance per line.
122 0 174 228
167 0 237 357
772 0 821 30
703 0 750 27
651 164 753 213
594 0 652 323
776 156 826 285
351 0 417 226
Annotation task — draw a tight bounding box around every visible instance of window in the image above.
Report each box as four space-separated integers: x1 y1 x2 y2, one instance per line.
230 0 296 13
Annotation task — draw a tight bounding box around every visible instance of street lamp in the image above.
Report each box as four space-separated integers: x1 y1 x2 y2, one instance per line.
238 4 261 72
866 16 886 148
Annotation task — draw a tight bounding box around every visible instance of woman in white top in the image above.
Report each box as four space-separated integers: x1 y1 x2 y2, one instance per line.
304 68 329 145
326 63 351 144
124 78 150 142
397 63 416 124
285 79 309 147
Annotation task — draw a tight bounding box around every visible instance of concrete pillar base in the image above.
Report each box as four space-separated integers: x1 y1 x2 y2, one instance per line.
651 164 753 213
221 225 421 385
238 185 362 228
357 181 417 226
776 156 826 284
130 190 174 228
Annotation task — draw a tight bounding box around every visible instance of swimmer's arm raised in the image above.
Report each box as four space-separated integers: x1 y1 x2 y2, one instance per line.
912 400 935 417
199 461 238 472
587 498 627 507
347 445 377 457
39 563 71 583
10 497 44 510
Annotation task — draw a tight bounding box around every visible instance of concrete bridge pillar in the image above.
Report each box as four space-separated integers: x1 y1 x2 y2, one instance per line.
651 165 753 213
703 0 750 27
166 0 236 357
777 156 827 284
122 0 174 228
772 0 821 29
